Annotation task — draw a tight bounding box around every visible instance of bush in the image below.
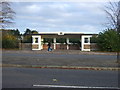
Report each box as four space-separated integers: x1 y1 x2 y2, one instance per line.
97 29 119 51
2 29 20 49
2 34 19 48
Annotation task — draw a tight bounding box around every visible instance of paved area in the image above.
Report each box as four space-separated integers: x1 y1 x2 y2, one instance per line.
2 50 119 70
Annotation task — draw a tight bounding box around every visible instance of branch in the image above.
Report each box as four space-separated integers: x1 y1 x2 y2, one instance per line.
104 9 117 27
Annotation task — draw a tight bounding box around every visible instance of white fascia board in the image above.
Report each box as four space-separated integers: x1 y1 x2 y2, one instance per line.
38 32 97 34
38 32 85 34
82 35 92 37
38 32 58 34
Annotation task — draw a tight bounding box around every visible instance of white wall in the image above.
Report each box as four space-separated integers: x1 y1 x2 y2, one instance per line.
81 35 92 51
32 35 41 50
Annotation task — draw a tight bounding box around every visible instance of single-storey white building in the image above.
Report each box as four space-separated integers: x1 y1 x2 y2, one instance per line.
32 32 98 51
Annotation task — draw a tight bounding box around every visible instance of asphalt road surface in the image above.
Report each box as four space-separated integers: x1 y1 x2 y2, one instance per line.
2 67 119 89
2 51 118 67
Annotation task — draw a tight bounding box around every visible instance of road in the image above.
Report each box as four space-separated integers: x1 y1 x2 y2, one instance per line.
2 67 119 89
2 51 118 67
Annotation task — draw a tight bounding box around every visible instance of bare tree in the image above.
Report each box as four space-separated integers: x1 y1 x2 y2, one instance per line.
0 2 15 28
104 1 118 28
104 1 120 63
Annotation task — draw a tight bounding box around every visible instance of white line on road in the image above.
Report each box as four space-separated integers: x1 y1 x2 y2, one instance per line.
33 85 120 89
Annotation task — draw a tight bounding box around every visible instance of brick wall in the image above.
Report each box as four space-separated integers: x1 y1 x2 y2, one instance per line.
69 44 80 50
56 44 67 50
84 44 90 49
32 44 39 49
90 43 98 50
84 43 98 50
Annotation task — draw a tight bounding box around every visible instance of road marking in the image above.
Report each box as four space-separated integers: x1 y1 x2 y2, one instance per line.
33 85 120 89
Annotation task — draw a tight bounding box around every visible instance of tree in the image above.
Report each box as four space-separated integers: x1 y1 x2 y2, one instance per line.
23 29 32 43
69 38 80 44
23 28 32 36
90 35 98 43
104 1 119 28
2 29 20 49
97 29 118 52
56 38 66 43
2 33 18 48
32 30 38 34
0 2 15 28
0 2 16 49
23 29 38 43
104 1 120 62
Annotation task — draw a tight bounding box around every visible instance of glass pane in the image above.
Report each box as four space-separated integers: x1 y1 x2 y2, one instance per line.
35 38 38 43
84 38 88 43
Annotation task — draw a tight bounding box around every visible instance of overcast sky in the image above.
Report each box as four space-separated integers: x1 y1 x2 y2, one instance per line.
10 1 113 33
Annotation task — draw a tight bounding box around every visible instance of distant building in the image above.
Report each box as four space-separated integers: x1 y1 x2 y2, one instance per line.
32 32 98 51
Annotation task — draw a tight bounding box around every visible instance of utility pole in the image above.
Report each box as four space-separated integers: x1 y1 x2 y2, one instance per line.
117 1 120 63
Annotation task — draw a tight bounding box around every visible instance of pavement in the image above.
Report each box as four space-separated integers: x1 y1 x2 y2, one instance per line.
1 50 120 71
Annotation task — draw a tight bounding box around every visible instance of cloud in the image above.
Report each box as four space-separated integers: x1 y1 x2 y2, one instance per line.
25 4 42 13
11 2 107 33
79 25 99 33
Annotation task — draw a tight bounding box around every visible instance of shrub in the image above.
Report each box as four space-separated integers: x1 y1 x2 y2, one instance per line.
97 29 119 51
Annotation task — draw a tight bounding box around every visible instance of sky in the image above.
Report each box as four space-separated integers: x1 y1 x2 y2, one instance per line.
9 1 115 34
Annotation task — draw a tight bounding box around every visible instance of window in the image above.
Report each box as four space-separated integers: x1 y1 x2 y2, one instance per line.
56 38 66 43
35 38 38 43
43 38 53 43
84 38 89 43
69 38 80 44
